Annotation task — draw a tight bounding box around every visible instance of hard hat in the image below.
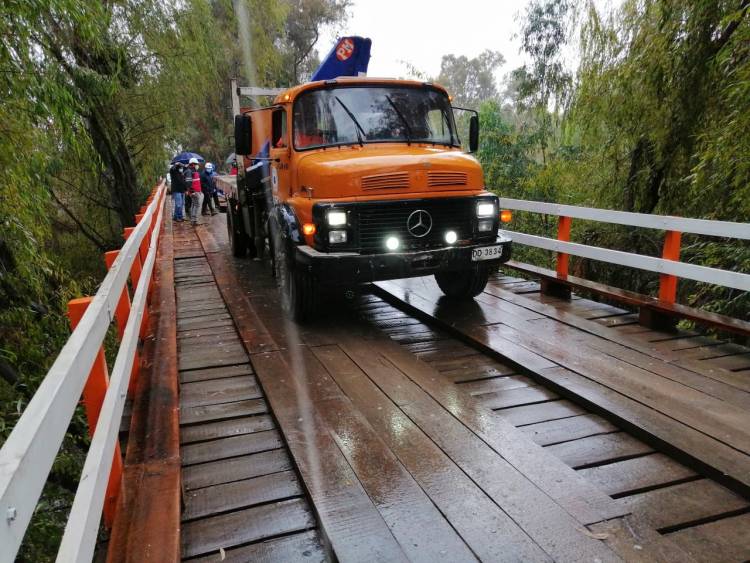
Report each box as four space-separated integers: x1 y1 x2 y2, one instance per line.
205 162 214 172
189 157 199 165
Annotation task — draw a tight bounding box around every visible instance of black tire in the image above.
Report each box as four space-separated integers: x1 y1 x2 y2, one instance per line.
227 202 251 258
434 266 490 299
272 221 318 322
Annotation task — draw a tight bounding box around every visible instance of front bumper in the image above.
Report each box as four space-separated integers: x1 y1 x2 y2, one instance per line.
295 234 512 285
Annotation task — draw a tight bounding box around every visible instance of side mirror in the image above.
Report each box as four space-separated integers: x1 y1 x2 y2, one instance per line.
469 114 479 153
234 114 252 155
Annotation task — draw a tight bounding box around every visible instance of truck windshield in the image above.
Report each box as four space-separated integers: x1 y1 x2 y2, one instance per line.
293 86 457 150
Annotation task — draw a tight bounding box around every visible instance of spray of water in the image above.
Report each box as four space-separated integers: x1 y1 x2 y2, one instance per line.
233 0 257 85
232 1 326 540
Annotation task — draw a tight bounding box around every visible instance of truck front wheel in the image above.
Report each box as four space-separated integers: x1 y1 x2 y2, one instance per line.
273 230 318 322
434 266 490 299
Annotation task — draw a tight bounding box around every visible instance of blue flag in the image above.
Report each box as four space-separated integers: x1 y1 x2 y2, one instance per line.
311 36 372 81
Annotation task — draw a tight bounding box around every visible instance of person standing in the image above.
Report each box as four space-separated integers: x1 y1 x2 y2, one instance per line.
207 163 221 211
187 157 203 226
200 163 217 216
169 163 187 221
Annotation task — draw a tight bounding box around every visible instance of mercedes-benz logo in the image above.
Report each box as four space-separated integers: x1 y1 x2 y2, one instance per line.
407 209 432 238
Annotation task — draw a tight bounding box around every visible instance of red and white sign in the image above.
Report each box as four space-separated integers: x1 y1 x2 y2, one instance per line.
336 38 355 61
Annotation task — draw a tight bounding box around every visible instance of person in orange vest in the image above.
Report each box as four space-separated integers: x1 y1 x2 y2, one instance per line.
187 157 203 226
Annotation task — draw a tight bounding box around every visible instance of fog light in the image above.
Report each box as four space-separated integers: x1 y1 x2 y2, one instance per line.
478 219 493 232
327 210 347 226
386 236 400 251
329 230 347 244
445 230 457 244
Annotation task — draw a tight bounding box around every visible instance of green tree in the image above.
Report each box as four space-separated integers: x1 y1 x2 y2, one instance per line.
436 50 505 108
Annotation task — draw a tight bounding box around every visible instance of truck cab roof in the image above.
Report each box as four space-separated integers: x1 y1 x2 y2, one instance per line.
273 77 450 105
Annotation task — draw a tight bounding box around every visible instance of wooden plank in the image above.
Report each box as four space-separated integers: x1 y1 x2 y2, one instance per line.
521 414 618 446
183 448 292 490
311 345 552 561
181 497 315 558
497 400 587 426
181 430 283 466
183 470 303 521
476 385 559 410
545 432 654 469
179 364 254 384
178 351 250 372
180 414 275 444
457 374 535 395
667 513 750 561
618 479 750 531
180 398 268 425
179 377 261 408
190 529 325 563
587 515 696 563
578 454 697 496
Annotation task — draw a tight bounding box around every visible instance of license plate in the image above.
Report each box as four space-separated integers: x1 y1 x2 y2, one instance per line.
471 245 503 261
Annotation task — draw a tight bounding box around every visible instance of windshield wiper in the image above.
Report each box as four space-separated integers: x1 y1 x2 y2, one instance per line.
385 95 413 145
334 96 366 147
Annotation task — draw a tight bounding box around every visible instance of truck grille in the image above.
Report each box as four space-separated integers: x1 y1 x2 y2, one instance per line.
356 199 474 254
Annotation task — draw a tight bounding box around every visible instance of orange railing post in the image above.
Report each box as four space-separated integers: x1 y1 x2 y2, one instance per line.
658 230 682 303
67 297 123 529
556 216 572 277
540 216 573 299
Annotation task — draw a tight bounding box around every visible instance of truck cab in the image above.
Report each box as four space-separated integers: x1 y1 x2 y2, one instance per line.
226 77 511 320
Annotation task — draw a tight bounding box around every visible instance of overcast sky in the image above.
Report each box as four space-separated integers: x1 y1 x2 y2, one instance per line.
316 0 536 82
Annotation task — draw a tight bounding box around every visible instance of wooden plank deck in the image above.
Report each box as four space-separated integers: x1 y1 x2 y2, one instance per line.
172 225 325 562
155 213 750 562
375 275 750 495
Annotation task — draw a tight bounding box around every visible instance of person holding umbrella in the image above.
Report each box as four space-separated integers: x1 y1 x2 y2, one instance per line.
186 157 203 225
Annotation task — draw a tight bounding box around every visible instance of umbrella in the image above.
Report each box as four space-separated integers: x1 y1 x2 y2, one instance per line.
171 151 205 165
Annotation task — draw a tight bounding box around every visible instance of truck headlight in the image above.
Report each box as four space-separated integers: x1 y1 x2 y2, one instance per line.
329 230 347 244
327 210 347 226
476 202 496 217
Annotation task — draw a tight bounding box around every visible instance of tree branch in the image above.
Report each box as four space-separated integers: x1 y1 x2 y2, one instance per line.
712 0 749 54
46 187 109 251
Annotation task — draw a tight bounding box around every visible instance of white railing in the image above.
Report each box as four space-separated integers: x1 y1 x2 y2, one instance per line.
0 181 166 563
498 198 750 297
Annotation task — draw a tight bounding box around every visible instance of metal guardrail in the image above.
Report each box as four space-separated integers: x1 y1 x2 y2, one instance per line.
0 181 167 562
498 198 750 297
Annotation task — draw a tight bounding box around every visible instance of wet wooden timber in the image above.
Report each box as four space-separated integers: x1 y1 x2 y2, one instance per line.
163 211 750 562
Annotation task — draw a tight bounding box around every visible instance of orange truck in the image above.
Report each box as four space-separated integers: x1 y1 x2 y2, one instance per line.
226 77 512 320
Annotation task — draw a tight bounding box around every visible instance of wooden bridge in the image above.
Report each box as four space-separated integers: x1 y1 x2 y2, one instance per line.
1 180 749 562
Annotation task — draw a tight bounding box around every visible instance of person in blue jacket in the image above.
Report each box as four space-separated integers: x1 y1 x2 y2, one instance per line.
200 162 217 216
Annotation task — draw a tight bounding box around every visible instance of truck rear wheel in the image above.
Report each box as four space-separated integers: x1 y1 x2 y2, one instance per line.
228 202 256 258
434 266 490 299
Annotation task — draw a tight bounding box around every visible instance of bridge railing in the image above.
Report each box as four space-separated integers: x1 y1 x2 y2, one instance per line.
0 180 167 563
498 198 750 331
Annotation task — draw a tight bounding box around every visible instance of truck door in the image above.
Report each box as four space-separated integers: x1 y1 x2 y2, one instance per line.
269 107 291 201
